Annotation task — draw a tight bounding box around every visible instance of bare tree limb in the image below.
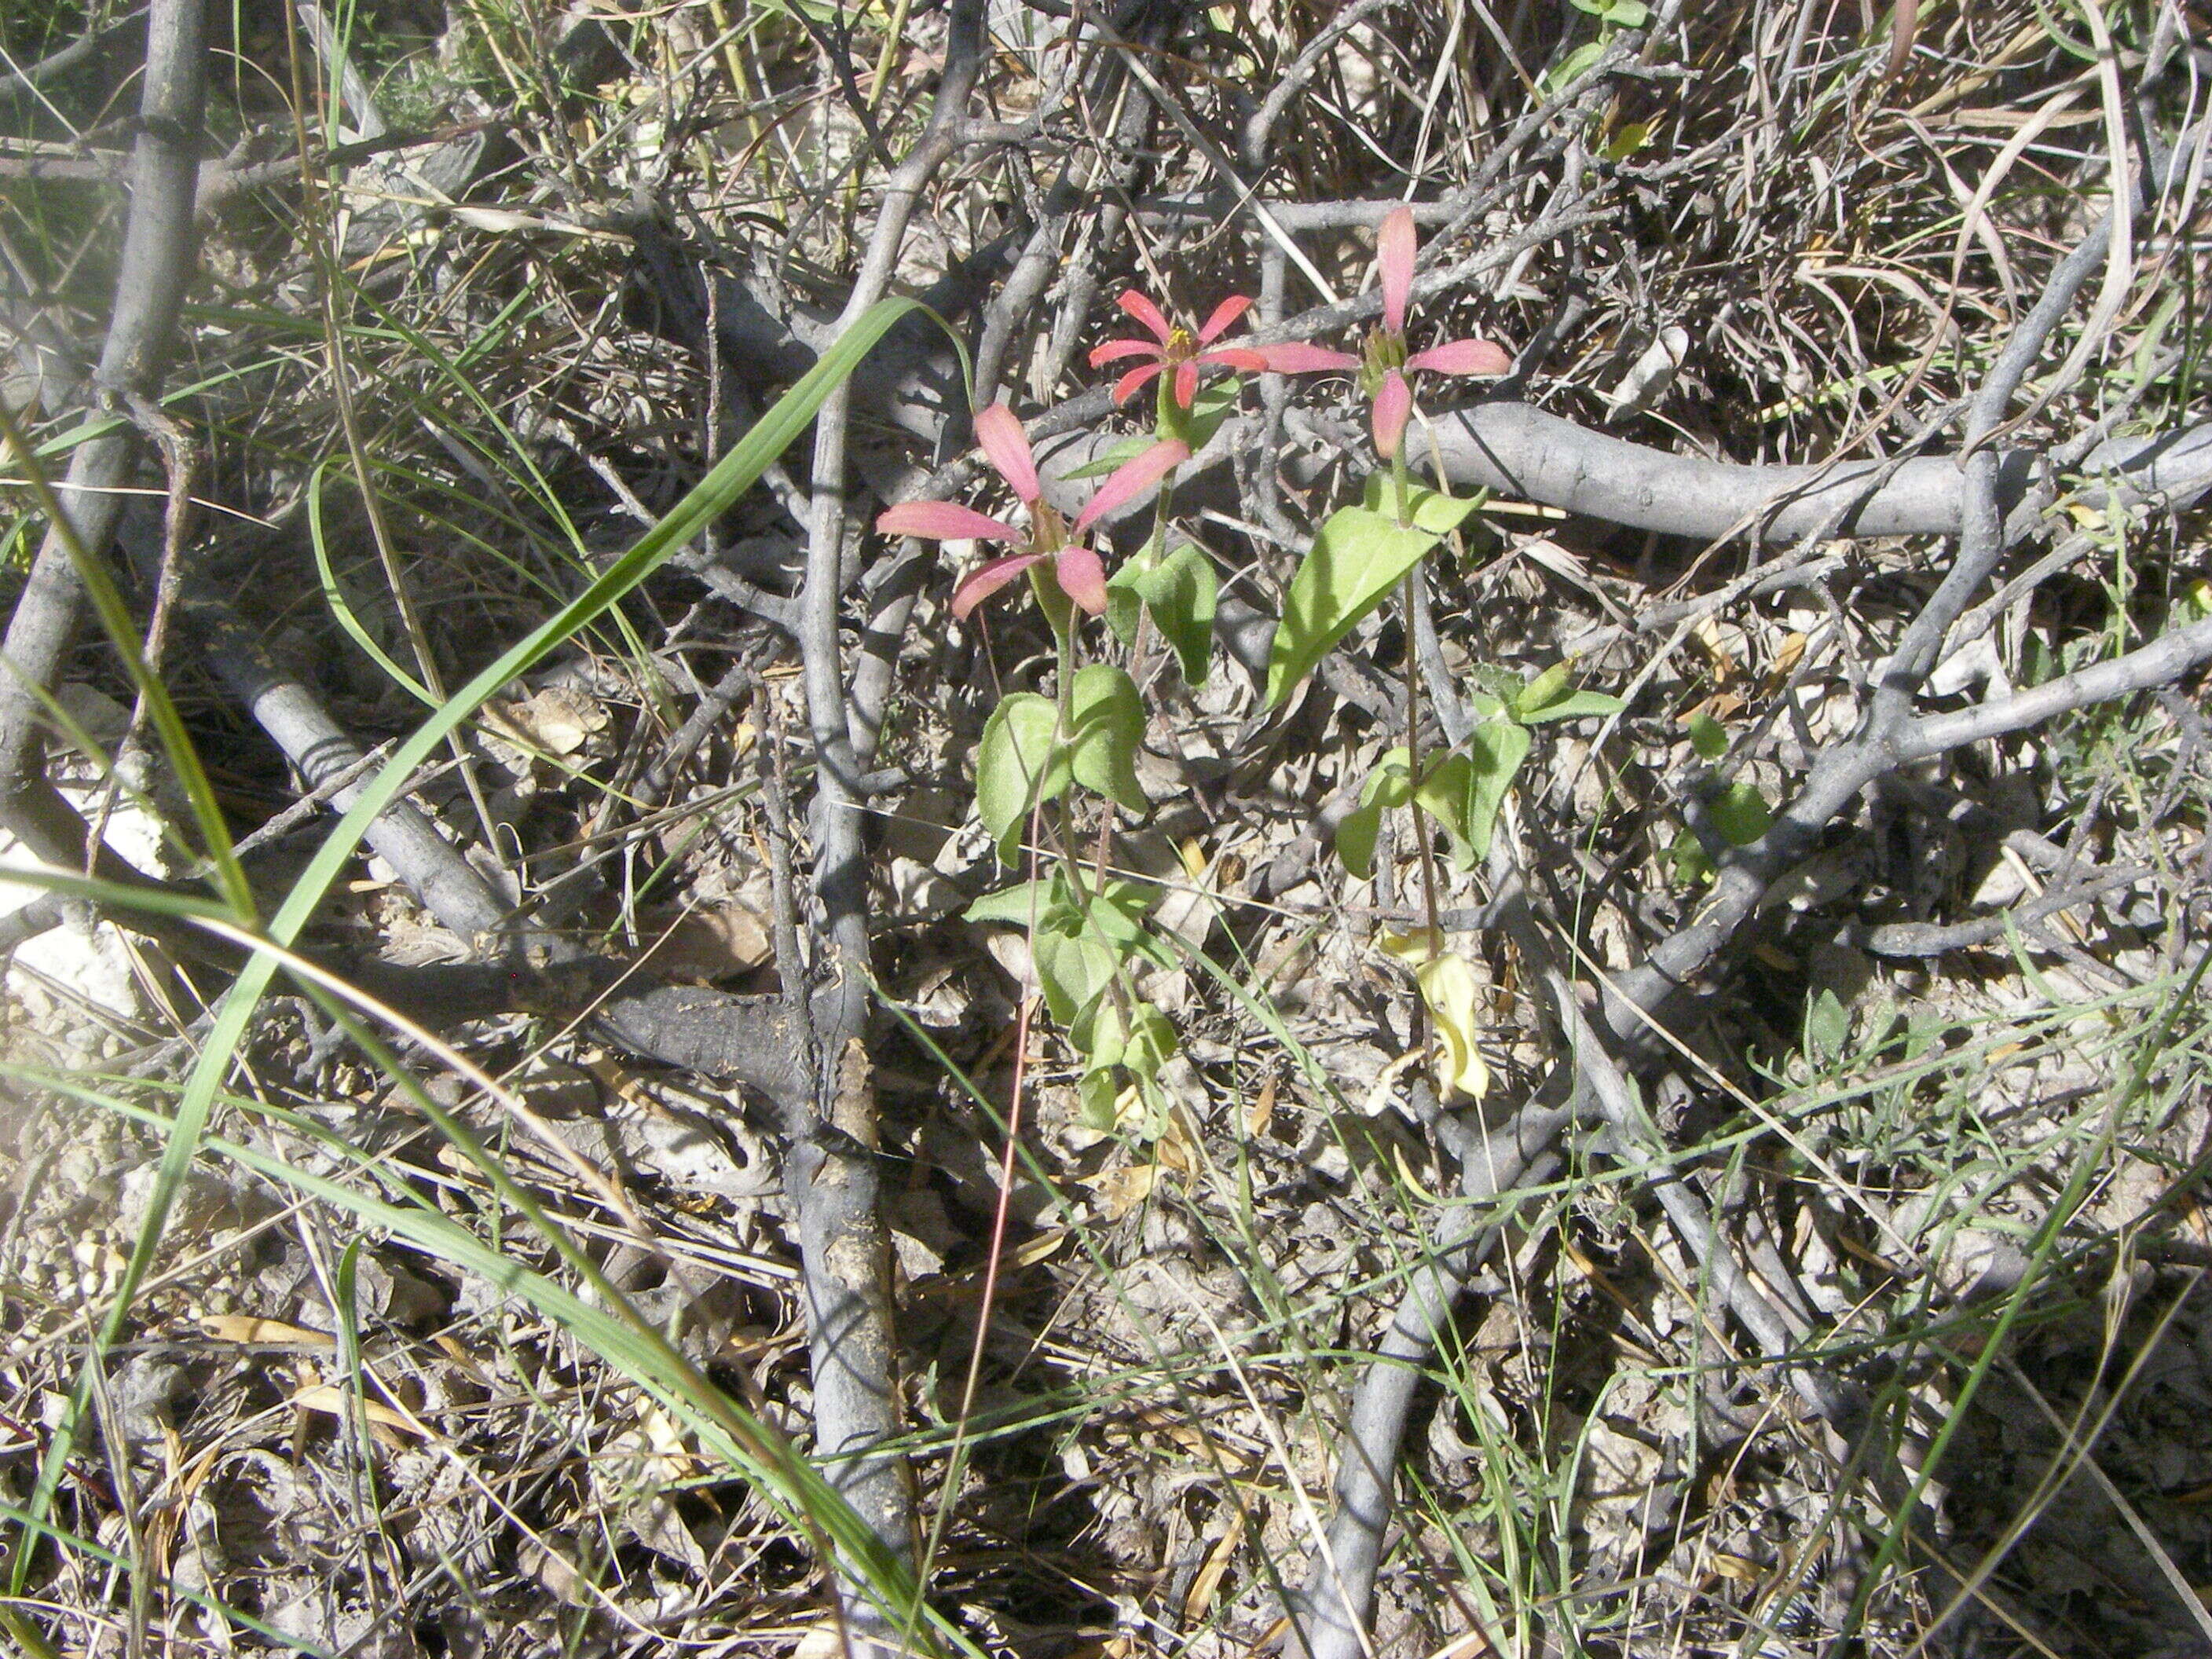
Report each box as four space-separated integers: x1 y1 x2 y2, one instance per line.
1903 616 2212 759
0 0 207 868
791 3 990 1641
1405 401 2212 544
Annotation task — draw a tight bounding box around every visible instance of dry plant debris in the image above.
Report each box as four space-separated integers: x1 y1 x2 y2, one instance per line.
0 0 2209 1656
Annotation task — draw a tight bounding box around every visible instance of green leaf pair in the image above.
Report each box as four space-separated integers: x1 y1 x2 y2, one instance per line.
974 668 1147 861
966 870 1171 1035
1336 718 1533 880
1419 720 1534 868
1108 540 1218 685
1332 657 1622 878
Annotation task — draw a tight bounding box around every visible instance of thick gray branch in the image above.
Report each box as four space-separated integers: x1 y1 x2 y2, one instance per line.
1409 402 2212 544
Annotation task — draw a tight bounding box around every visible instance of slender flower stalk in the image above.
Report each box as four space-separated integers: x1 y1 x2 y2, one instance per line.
1090 291 1270 411
1258 204 1513 459
877 403 1188 622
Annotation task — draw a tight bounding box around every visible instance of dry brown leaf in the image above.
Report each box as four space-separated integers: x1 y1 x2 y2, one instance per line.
1083 1160 1157 1221
291 1382 430 1441
1244 1073 1277 1137
1766 629 1809 686
482 684 609 760
201 1315 334 1347
1013 1229 1068 1266
1180 1507 1244 1627
1692 617 1739 682
632 903 774 982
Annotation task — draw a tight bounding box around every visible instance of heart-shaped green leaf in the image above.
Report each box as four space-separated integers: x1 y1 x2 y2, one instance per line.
1709 780 1773 844
1033 921 1119 1025
976 692 1068 861
1335 748 1415 879
1068 664 1148 813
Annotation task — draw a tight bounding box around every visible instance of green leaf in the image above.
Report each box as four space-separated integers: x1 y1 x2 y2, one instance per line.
1034 921 1119 1024
1077 1000 1176 1082
1710 781 1774 845
1518 689 1623 723
1514 661 1622 724
1106 541 1217 684
964 873 1077 928
1265 507 1442 708
1144 544 1218 684
1464 719 1533 862
1335 803 1385 880
1516 659 1572 716
1686 711 1728 760
1361 471 1485 534
1064 435 1158 482
1602 120 1653 161
1105 551 1146 645
1082 879 1163 952
1805 987 1850 1065
976 693 1068 861
1669 828 1712 885
1413 752 1475 860
1068 664 1148 814
1185 372 1243 452
1364 746 1417 808
1335 749 1414 879
1543 38 1607 93
1078 1068 1122 1130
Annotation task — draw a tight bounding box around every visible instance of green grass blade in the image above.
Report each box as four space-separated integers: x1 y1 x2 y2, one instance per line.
2 295 936 1606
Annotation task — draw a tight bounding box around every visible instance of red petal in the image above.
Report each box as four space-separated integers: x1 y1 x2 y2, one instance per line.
1111 362 1165 405
1072 438 1190 533
1089 339 1163 365
1372 370 1412 460
1115 290 1174 343
1054 546 1108 614
1379 205 1416 335
972 403 1041 502
1197 294 1253 343
950 551 1044 621
1174 361 1198 408
1258 343 1361 373
878 501 1020 542
1199 347 1269 373
1408 338 1512 376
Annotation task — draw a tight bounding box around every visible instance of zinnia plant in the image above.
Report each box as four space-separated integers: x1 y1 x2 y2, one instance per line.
877 404 1187 622
1090 291 1269 412
1260 204 1513 459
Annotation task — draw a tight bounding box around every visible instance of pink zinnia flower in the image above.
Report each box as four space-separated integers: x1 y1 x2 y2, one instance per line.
1089 291 1271 409
1258 205 1513 460
877 403 1188 622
